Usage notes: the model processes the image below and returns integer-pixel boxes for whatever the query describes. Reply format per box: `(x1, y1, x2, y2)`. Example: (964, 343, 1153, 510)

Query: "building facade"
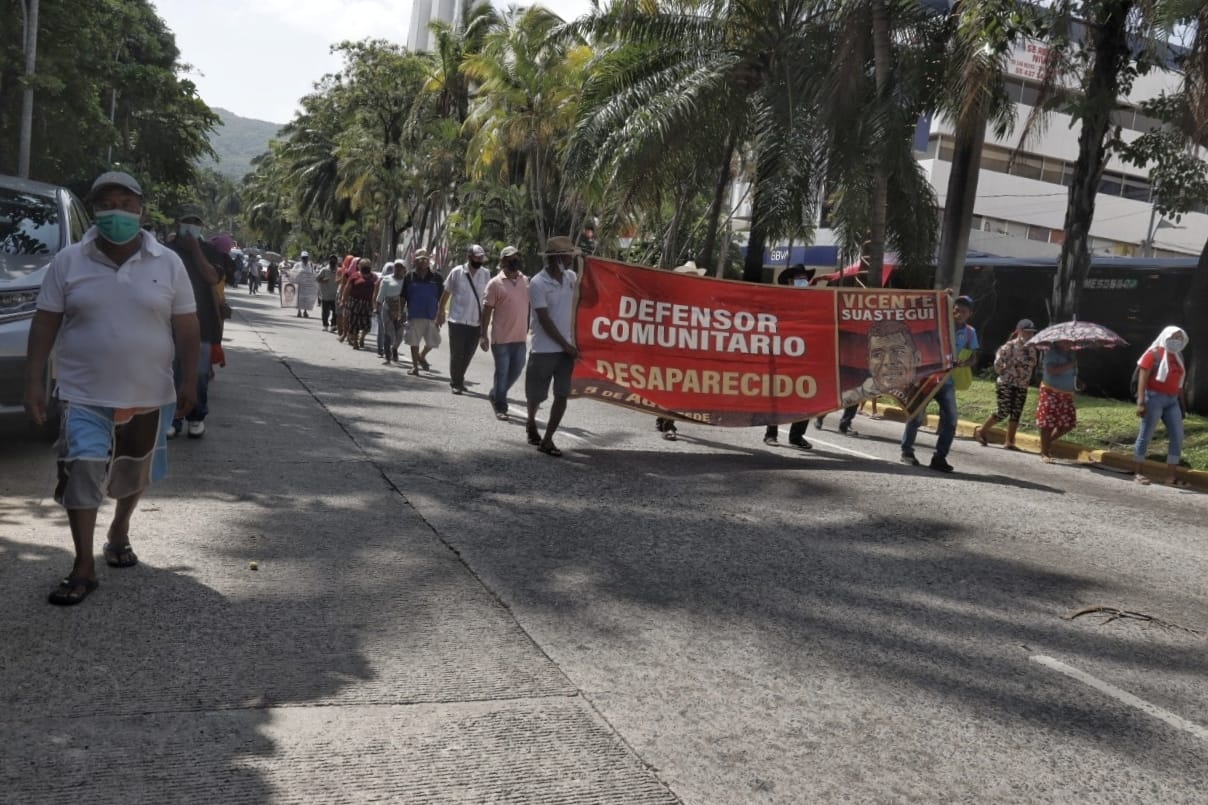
(924, 37, 1205, 260)
(743, 36, 1206, 270)
(407, 0, 463, 53)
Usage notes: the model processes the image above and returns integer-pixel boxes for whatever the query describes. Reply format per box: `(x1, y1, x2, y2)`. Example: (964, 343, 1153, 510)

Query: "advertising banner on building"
(572, 257, 956, 426)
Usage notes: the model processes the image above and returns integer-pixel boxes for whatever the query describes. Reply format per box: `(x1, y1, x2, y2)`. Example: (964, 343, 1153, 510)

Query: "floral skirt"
(346, 298, 373, 333)
(1036, 384, 1076, 431)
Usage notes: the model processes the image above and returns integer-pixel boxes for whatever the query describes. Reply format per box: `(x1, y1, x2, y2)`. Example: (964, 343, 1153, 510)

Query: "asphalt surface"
(2, 289, 1206, 803)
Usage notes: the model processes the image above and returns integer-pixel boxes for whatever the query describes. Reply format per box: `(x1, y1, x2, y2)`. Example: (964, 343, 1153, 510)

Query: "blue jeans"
(490, 342, 527, 413)
(901, 382, 957, 460)
(173, 340, 212, 425)
(1134, 390, 1183, 463)
(377, 309, 403, 356)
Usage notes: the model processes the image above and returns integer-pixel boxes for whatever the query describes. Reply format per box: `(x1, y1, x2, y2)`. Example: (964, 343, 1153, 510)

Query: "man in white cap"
(23, 171, 200, 605)
(402, 248, 443, 374)
(437, 243, 490, 393)
(292, 250, 318, 318)
(479, 246, 530, 420)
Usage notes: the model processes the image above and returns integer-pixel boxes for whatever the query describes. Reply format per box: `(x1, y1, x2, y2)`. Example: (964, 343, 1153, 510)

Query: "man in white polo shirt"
(24, 171, 200, 606)
(437, 243, 490, 394)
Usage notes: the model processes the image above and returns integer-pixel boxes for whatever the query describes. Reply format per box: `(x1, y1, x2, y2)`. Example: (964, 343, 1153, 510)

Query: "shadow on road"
(4, 293, 1203, 800)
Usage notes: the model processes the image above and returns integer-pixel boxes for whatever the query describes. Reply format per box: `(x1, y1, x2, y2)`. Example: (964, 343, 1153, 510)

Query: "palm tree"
(571, 0, 834, 281)
(814, 0, 947, 285)
(931, 0, 1026, 292)
(424, 1, 500, 123)
(1016, 1, 1181, 319)
(462, 5, 590, 251)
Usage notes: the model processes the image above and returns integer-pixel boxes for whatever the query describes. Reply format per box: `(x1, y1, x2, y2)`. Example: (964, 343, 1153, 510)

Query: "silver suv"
(0, 175, 91, 433)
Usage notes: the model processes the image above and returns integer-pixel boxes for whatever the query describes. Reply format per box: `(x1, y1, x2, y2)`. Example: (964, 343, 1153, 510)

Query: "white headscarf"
(1142, 325, 1188, 386)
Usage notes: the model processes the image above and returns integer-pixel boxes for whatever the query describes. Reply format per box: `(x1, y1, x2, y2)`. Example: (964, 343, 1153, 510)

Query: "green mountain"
(203, 107, 284, 181)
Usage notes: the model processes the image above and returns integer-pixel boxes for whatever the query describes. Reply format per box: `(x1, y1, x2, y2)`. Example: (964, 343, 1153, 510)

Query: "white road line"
(1030, 655, 1208, 743)
(809, 438, 884, 462)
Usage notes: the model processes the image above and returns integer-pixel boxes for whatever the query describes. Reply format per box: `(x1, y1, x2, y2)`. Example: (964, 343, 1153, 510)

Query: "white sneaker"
(167, 422, 181, 439)
(186, 420, 206, 439)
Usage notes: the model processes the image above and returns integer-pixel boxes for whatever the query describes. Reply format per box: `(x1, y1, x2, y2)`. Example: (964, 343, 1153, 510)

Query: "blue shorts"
(54, 402, 174, 509)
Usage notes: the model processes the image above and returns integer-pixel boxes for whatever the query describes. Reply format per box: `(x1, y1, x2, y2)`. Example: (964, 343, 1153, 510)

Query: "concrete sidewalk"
(0, 309, 677, 803)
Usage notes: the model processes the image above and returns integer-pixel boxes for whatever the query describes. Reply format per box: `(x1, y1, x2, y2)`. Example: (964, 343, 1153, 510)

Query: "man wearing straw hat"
(525, 236, 580, 457)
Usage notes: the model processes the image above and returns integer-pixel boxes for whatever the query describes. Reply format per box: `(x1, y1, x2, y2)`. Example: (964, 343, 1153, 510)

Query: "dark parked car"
(0, 175, 91, 435)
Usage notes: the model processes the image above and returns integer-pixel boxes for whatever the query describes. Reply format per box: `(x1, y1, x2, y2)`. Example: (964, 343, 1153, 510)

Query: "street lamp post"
(17, 0, 40, 179)
(1142, 205, 1183, 258)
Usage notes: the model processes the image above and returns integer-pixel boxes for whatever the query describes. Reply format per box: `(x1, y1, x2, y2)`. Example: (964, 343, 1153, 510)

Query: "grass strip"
(940, 378, 1208, 470)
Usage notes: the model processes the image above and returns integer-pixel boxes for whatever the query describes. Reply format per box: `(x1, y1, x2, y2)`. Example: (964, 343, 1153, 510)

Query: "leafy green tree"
(572, 0, 819, 281)
(1122, 3, 1208, 408)
(327, 41, 430, 260)
(241, 145, 296, 251)
(425, 1, 500, 124)
(1023, 0, 1182, 318)
(931, 0, 1034, 292)
(462, 5, 591, 251)
(0, 0, 216, 189)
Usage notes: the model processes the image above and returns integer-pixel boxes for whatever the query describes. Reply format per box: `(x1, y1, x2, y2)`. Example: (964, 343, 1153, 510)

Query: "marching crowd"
(21, 170, 1195, 607)
(275, 238, 582, 453)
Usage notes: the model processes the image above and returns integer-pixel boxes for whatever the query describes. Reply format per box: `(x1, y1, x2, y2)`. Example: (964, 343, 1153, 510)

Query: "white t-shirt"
(444, 264, 490, 325)
(529, 267, 577, 354)
(36, 228, 197, 408)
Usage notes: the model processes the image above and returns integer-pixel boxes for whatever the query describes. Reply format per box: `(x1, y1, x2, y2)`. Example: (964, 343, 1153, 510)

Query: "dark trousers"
(447, 323, 480, 388)
(173, 340, 212, 425)
(765, 420, 808, 441)
(321, 299, 336, 328)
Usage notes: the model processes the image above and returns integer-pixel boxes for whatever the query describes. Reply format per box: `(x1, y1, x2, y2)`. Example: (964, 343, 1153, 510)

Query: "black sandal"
(526, 425, 542, 446)
(537, 442, 563, 458)
(103, 542, 138, 568)
(48, 576, 98, 606)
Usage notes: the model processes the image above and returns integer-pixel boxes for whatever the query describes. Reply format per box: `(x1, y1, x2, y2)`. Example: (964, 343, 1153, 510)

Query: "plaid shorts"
(1035, 385, 1076, 431)
(54, 402, 174, 510)
(994, 383, 1029, 422)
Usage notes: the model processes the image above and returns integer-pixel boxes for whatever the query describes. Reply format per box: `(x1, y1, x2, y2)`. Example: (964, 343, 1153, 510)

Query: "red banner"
(572, 257, 955, 426)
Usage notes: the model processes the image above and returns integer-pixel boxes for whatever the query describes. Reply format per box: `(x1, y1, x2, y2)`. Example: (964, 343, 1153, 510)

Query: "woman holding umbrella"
(1036, 340, 1079, 463)
(1133, 326, 1191, 486)
(1028, 320, 1127, 463)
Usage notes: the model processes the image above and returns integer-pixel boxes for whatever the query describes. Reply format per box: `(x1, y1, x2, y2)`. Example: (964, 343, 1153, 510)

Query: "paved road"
(2, 290, 1206, 803)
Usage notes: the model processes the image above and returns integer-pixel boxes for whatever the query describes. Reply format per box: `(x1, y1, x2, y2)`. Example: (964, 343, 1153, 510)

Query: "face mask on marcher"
(178, 223, 203, 239)
(1166, 337, 1186, 354)
(94, 209, 142, 245)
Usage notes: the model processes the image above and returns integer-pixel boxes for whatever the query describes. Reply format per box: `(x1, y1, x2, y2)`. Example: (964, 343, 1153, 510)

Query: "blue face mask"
(94, 209, 142, 245)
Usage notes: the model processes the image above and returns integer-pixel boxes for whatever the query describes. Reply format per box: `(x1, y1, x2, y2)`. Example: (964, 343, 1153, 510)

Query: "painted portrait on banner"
(836, 290, 955, 414)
